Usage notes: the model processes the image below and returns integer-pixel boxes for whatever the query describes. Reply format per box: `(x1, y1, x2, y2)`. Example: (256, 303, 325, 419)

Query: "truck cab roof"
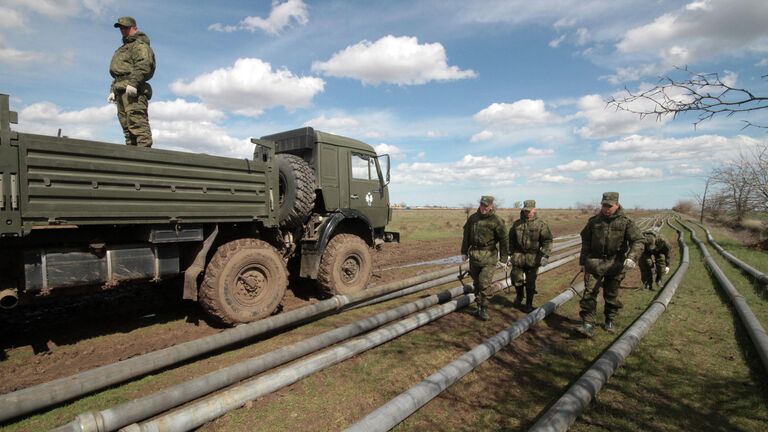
(261, 127, 376, 155)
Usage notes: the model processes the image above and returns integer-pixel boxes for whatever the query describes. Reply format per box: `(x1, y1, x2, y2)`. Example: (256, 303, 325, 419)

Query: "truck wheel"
(277, 154, 316, 228)
(199, 239, 287, 326)
(317, 234, 372, 295)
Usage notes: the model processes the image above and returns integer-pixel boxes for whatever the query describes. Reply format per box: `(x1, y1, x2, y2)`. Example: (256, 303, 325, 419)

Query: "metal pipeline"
(123, 294, 478, 432)
(53, 251, 582, 432)
(681, 220, 768, 373)
(692, 221, 768, 286)
(528, 218, 690, 432)
(0, 264, 461, 423)
(346, 280, 587, 432)
(0, 288, 19, 309)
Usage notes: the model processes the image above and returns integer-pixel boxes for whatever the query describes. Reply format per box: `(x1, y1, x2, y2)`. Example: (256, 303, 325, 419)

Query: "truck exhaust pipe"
(0, 288, 19, 309)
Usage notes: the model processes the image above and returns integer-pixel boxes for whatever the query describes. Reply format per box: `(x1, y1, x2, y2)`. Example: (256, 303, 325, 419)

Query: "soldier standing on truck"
(577, 192, 643, 337)
(461, 195, 509, 321)
(108, 16, 155, 147)
(639, 229, 670, 290)
(508, 199, 552, 312)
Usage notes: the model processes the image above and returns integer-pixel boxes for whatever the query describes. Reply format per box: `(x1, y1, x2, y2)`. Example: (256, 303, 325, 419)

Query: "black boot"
(523, 286, 535, 312)
(513, 286, 524, 306)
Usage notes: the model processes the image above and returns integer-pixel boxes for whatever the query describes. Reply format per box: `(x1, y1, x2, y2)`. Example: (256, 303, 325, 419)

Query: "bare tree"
(608, 67, 768, 130)
(745, 143, 768, 210)
(513, 200, 522, 209)
(710, 159, 757, 221)
(672, 199, 695, 215)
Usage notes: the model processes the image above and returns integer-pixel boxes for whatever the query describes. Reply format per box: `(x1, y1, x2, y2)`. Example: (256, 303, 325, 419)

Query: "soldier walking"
(639, 229, 670, 290)
(508, 200, 552, 312)
(577, 192, 643, 337)
(108, 16, 156, 147)
(461, 196, 509, 321)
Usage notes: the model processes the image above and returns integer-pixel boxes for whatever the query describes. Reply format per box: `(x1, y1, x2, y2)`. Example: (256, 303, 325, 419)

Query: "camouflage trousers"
(510, 265, 539, 301)
(579, 258, 627, 324)
(639, 256, 664, 286)
(117, 91, 153, 147)
(469, 261, 495, 308)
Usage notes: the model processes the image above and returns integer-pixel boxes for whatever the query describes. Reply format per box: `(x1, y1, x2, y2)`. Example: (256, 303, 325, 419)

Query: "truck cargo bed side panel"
(17, 134, 275, 230)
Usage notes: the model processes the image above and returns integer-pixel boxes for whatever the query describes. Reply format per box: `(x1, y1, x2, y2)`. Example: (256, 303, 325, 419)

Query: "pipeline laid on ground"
(691, 220, 768, 286)
(681, 220, 768, 373)
(345, 280, 587, 432)
(52, 251, 582, 432)
(528, 218, 690, 432)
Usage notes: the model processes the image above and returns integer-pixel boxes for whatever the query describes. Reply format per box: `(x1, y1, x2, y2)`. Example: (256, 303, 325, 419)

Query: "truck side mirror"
(250, 138, 275, 163)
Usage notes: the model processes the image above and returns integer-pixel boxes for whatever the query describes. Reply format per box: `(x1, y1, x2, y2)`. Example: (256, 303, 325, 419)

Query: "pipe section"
(681, 220, 768, 373)
(693, 221, 768, 286)
(123, 295, 477, 432)
(0, 288, 19, 309)
(528, 218, 690, 432)
(0, 264, 461, 423)
(346, 281, 586, 432)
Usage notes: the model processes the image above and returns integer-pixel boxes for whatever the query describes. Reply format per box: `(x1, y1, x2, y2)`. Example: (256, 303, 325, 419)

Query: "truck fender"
(183, 224, 219, 301)
(299, 210, 373, 279)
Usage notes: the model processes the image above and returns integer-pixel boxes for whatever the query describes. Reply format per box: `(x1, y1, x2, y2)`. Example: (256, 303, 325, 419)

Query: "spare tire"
(277, 154, 316, 228)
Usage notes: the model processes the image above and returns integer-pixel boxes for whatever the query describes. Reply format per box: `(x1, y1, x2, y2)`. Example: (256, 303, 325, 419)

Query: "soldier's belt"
(470, 245, 496, 251)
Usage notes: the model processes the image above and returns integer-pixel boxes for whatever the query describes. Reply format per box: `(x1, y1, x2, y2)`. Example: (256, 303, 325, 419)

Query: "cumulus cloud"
(0, 39, 43, 64)
(470, 130, 494, 142)
(529, 173, 574, 183)
(304, 114, 361, 132)
(311, 35, 476, 85)
(151, 99, 225, 122)
(526, 147, 554, 156)
(552, 159, 598, 172)
(18, 101, 114, 138)
(574, 93, 666, 139)
(393, 154, 518, 186)
(597, 134, 761, 161)
(0, 7, 25, 28)
(587, 166, 663, 181)
(3, 0, 108, 18)
(474, 100, 561, 128)
(170, 58, 325, 117)
(209, 0, 308, 35)
(374, 143, 405, 160)
(614, 0, 768, 75)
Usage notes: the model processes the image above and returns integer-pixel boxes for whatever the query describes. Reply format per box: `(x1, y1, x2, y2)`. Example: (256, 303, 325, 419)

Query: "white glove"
(506, 256, 512, 266)
(496, 261, 506, 269)
(664, 266, 670, 274)
(623, 258, 637, 270)
(461, 254, 468, 262)
(126, 85, 138, 97)
(540, 256, 549, 267)
(107, 92, 116, 103)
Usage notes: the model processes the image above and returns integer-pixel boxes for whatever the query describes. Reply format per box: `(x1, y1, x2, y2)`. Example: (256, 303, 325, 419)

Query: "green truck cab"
(0, 94, 398, 325)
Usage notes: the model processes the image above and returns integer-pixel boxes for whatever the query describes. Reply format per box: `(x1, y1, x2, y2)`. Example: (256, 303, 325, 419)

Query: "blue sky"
(2, 0, 767, 209)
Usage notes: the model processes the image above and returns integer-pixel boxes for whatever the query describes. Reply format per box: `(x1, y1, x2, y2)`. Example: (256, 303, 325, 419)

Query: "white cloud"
(548, 34, 566, 48)
(529, 173, 574, 183)
(151, 99, 225, 122)
(393, 154, 518, 186)
(526, 147, 554, 156)
(470, 130, 494, 142)
(0, 7, 25, 28)
(616, 0, 768, 71)
(0, 39, 43, 64)
(209, 0, 308, 35)
(304, 114, 361, 131)
(374, 143, 405, 160)
(3, 0, 108, 18)
(415, 151, 427, 160)
(426, 130, 444, 138)
(474, 100, 560, 128)
(587, 167, 663, 181)
(311, 35, 476, 85)
(597, 134, 761, 161)
(574, 93, 666, 139)
(19, 101, 114, 138)
(553, 159, 598, 172)
(170, 58, 325, 117)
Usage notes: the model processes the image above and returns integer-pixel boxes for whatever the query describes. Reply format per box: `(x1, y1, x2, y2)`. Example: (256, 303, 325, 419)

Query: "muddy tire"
(317, 234, 372, 295)
(277, 154, 315, 228)
(199, 239, 287, 326)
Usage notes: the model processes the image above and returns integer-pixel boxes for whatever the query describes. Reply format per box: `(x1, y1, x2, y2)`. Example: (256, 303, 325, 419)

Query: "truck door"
(349, 152, 388, 228)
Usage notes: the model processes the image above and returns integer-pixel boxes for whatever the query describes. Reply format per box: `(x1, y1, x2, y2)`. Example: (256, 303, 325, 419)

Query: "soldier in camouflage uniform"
(577, 192, 643, 337)
(508, 200, 552, 312)
(639, 229, 671, 290)
(461, 195, 509, 321)
(108, 16, 155, 147)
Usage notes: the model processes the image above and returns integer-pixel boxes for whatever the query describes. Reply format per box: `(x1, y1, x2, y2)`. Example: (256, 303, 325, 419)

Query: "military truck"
(0, 94, 398, 325)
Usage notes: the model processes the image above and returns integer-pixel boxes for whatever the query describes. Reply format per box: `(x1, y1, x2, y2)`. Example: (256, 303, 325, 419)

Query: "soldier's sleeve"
(625, 219, 644, 262)
(127, 43, 155, 88)
(461, 219, 470, 255)
(496, 217, 509, 259)
(579, 219, 592, 266)
(660, 239, 671, 266)
(540, 221, 553, 257)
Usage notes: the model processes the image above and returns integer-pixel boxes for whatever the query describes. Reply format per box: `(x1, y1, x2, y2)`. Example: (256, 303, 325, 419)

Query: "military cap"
(480, 195, 494, 205)
(601, 192, 619, 206)
(114, 16, 137, 28)
(523, 200, 536, 210)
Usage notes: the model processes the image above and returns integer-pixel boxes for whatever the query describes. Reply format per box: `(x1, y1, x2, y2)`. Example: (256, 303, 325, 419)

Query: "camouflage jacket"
(110, 32, 155, 95)
(642, 233, 671, 266)
(509, 212, 553, 267)
(579, 206, 643, 266)
(461, 209, 509, 266)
